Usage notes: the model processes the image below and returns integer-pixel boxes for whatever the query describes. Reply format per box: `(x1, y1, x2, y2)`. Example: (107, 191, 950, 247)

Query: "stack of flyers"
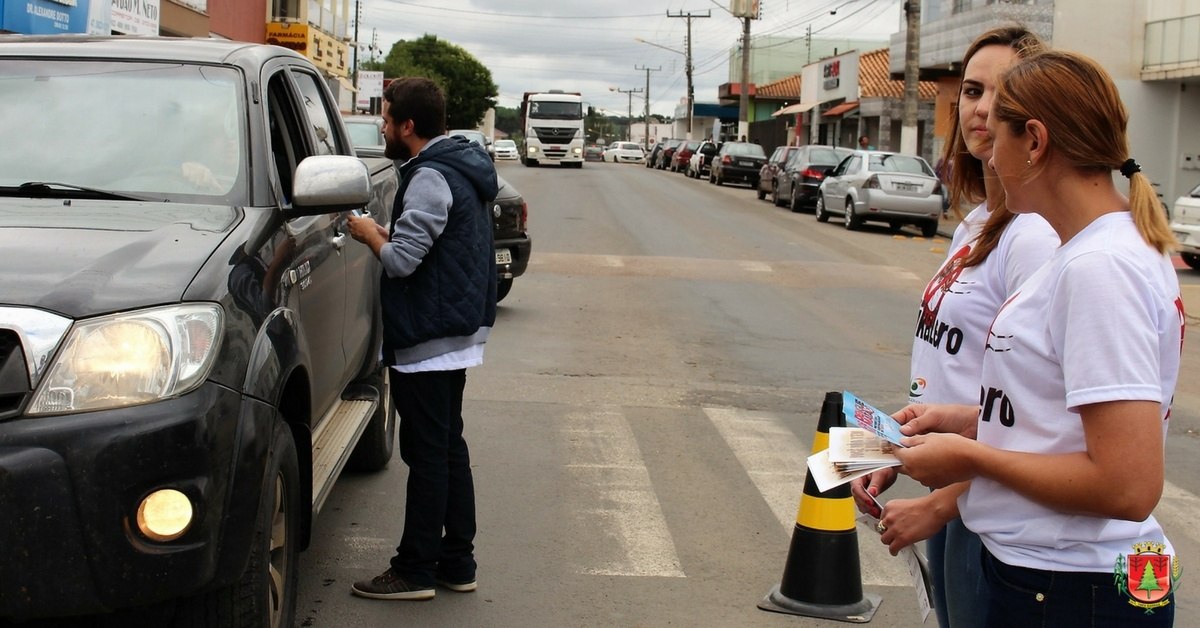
(806, 427, 900, 493)
(842, 391, 907, 447)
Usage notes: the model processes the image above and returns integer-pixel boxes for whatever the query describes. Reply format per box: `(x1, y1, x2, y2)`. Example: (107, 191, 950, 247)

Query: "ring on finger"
(876, 521, 887, 534)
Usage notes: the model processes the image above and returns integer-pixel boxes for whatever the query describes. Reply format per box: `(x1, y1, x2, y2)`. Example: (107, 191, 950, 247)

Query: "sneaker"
(351, 568, 435, 600)
(435, 576, 477, 592)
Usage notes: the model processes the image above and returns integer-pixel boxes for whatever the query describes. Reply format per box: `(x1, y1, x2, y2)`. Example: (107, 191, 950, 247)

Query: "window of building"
(271, 0, 301, 20)
(953, 0, 972, 13)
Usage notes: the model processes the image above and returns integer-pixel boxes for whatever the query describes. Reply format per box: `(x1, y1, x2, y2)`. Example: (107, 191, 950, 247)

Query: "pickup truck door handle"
(331, 232, 347, 250)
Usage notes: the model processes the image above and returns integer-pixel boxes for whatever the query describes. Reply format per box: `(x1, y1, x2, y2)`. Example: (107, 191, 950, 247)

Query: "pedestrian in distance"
(857, 135, 875, 150)
(892, 49, 1182, 627)
(347, 76, 499, 601)
(850, 25, 1058, 628)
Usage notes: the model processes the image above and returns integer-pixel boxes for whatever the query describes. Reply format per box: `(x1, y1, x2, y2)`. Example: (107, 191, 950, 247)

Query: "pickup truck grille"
(0, 330, 30, 420)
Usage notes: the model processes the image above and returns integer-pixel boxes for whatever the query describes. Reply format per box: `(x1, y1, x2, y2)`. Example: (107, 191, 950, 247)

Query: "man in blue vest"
(347, 77, 498, 601)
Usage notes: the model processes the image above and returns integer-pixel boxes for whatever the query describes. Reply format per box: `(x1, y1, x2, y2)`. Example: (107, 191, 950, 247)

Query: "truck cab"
(519, 90, 585, 168)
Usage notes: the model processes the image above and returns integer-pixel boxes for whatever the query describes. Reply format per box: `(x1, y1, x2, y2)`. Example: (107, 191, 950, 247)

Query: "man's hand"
(347, 214, 388, 258)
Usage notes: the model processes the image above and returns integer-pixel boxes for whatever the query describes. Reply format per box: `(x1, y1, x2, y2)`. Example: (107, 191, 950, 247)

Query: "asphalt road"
(296, 158, 1200, 627)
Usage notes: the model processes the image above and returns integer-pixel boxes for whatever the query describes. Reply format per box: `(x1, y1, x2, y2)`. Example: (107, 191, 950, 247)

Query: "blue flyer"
(842, 391, 907, 447)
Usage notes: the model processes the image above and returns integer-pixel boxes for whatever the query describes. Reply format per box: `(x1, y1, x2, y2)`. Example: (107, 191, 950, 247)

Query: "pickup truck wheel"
(175, 420, 298, 628)
(347, 367, 397, 472)
(497, 277, 513, 303)
(1182, 252, 1200, 270)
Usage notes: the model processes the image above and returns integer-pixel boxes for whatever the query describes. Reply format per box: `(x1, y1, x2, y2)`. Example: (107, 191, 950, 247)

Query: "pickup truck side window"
(291, 71, 345, 156)
(266, 72, 306, 204)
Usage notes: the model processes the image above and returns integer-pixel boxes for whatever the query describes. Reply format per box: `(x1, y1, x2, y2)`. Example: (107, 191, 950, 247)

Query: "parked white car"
(1171, 182, 1200, 269)
(493, 139, 519, 160)
(605, 141, 645, 163)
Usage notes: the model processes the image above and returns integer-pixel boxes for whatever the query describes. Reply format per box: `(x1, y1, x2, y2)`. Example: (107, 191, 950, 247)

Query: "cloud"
(360, 0, 900, 117)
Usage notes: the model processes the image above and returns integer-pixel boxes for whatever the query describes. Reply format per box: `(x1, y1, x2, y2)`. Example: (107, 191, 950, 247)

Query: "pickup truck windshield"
(0, 60, 246, 201)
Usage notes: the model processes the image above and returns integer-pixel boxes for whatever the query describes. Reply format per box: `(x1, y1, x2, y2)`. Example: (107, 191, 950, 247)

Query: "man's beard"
(385, 138, 412, 161)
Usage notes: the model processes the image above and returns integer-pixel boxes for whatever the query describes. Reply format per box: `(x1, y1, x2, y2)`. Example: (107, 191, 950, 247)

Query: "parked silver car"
(814, 150, 942, 237)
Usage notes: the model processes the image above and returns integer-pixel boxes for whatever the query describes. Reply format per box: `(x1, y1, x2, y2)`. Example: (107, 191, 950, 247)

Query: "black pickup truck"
(0, 36, 398, 627)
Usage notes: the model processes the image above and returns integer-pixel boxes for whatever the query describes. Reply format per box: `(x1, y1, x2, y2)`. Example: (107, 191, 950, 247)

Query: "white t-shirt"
(909, 204, 1058, 404)
(960, 211, 1184, 572)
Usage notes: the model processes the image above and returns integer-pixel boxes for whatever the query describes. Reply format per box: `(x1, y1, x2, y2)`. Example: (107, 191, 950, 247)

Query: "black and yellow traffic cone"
(757, 390, 880, 622)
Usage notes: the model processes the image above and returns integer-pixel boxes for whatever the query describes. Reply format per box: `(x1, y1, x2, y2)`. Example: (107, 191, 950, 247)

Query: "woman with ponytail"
(892, 50, 1182, 627)
(851, 26, 1058, 628)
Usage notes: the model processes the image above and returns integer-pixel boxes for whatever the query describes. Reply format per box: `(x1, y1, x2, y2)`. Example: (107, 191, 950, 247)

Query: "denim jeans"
(389, 368, 477, 585)
(983, 547, 1175, 627)
(943, 518, 988, 627)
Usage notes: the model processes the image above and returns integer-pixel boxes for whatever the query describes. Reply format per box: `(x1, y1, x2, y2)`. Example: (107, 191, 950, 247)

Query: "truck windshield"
(0, 60, 246, 201)
(529, 101, 582, 120)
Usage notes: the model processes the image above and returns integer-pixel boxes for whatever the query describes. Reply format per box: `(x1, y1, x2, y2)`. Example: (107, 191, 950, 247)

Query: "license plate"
(738, 160, 754, 167)
(495, 249, 512, 264)
(894, 182, 918, 192)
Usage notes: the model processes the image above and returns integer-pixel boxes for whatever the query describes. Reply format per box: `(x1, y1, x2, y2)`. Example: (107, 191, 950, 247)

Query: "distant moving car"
(815, 150, 942, 237)
(1171, 182, 1200, 269)
(493, 139, 519, 160)
(686, 140, 720, 179)
(343, 114, 385, 157)
(757, 145, 802, 201)
(605, 141, 645, 163)
(448, 128, 494, 161)
(709, 141, 766, 187)
(584, 143, 605, 162)
(779, 145, 853, 211)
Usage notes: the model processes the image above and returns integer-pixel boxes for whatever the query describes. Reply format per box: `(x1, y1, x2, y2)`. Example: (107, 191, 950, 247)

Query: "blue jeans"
(983, 547, 1175, 627)
(943, 517, 987, 627)
(389, 369, 477, 585)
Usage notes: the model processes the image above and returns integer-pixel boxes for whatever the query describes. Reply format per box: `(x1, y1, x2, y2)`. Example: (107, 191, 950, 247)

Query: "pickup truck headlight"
(26, 304, 224, 416)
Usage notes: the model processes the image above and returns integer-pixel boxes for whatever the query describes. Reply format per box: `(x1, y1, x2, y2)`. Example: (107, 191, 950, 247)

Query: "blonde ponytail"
(1126, 170, 1176, 254)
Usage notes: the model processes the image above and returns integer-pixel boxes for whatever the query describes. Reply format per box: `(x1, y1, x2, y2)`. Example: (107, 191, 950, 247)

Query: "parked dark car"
(757, 145, 802, 201)
(656, 139, 684, 169)
(672, 140, 702, 173)
(709, 141, 767, 187)
(779, 145, 853, 211)
(645, 142, 666, 168)
(492, 175, 531, 302)
(686, 140, 720, 179)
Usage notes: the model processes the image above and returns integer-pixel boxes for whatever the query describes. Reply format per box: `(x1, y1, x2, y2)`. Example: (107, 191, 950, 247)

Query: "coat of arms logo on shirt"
(1113, 541, 1181, 613)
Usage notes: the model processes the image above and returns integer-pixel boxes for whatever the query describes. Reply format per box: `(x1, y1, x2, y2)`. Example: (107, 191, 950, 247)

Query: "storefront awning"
(772, 101, 818, 117)
(336, 76, 358, 93)
(823, 101, 860, 117)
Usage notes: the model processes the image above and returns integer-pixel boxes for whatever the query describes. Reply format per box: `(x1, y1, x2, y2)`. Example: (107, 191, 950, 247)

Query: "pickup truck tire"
(347, 367, 397, 472)
(173, 420, 298, 628)
(497, 277, 514, 303)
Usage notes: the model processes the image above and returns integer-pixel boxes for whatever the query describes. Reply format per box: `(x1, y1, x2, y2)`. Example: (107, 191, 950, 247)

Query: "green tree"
(1136, 559, 1163, 599)
(377, 34, 498, 130)
(494, 106, 520, 137)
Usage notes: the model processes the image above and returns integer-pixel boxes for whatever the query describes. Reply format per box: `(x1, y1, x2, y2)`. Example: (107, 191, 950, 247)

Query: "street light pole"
(667, 10, 710, 140)
(739, 14, 751, 141)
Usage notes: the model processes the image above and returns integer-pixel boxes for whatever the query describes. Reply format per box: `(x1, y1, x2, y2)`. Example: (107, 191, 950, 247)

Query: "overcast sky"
(360, 0, 902, 118)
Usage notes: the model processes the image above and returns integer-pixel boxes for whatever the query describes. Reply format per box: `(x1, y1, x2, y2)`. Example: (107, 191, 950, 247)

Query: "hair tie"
(1119, 158, 1141, 179)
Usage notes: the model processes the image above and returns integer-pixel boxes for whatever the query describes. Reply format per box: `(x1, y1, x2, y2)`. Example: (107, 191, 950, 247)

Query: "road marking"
(703, 407, 911, 587)
(603, 255, 625, 268)
(741, 261, 773, 273)
(562, 407, 685, 578)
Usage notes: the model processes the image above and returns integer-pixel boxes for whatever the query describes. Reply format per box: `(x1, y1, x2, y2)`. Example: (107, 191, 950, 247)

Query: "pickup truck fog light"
(137, 489, 194, 542)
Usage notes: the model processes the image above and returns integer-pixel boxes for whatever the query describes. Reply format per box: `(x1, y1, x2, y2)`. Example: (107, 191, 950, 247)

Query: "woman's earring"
(1026, 159, 1032, 166)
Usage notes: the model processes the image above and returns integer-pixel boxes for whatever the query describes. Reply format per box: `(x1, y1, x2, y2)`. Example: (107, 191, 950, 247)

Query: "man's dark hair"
(383, 77, 446, 139)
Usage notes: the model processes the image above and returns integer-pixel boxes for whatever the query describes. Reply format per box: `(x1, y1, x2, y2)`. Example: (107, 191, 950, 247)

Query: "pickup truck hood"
(0, 199, 240, 319)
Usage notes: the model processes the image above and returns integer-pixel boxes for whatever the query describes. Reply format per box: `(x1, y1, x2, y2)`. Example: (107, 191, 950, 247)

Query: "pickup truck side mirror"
(286, 155, 372, 217)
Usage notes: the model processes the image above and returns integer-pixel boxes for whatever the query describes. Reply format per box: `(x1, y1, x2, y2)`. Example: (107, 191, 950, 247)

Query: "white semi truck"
(519, 90, 584, 168)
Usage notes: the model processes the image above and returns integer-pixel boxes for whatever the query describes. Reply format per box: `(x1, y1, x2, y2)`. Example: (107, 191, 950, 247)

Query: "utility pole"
(739, 13, 751, 142)
(615, 87, 643, 141)
(900, 0, 920, 155)
(635, 65, 661, 149)
(667, 10, 710, 141)
(352, 0, 361, 94)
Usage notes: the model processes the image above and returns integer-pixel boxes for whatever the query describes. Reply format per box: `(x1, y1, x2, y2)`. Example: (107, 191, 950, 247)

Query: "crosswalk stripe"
(562, 407, 686, 578)
(703, 407, 911, 586)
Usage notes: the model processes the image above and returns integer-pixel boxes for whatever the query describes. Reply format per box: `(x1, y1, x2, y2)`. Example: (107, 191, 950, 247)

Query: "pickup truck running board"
(311, 397, 377, 513)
